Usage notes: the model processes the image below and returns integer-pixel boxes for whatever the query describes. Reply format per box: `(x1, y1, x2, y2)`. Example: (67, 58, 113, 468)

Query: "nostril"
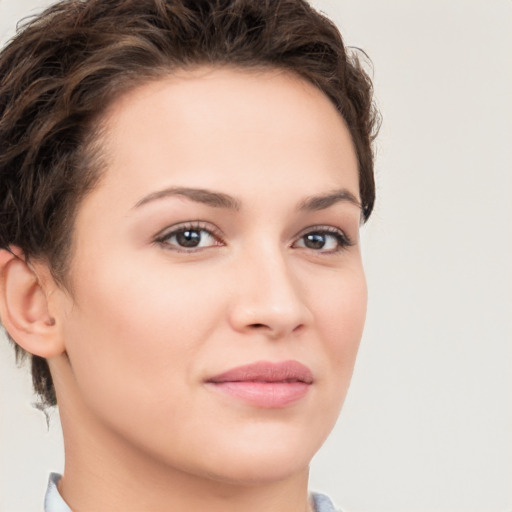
(250, 323, 266, 329)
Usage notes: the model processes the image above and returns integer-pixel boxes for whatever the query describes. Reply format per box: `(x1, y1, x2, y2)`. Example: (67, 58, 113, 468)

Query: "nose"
(228, 246, 313, 339)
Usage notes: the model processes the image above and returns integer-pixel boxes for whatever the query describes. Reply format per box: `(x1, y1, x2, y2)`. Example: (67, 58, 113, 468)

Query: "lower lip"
(206, 381, 311, 408)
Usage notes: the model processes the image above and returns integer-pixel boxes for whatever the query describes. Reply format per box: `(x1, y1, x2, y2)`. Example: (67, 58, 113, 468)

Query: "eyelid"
(292, 225, 355, 251)
(154, 221, 225, 250)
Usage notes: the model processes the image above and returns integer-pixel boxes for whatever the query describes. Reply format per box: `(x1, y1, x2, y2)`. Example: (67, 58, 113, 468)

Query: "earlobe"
(0, 248, 64, 358)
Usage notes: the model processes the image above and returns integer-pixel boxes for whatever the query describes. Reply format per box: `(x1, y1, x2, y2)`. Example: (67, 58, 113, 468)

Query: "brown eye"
(158, 226, 220, 250)
(303, 233, 328, 250)
(175, 229, 202, 247)
(294, 229, 350, 252)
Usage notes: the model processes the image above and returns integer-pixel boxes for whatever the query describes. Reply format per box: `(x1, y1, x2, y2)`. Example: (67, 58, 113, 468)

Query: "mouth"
(205, 360, 313, 408)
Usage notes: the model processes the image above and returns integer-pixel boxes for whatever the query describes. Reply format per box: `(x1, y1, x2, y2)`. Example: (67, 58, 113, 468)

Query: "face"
(52, 67, 366, 485)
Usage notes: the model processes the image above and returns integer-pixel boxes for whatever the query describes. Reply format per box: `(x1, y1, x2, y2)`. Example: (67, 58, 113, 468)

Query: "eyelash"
(154, 222, 354, 254)
(154, 221, 224, 253)
(293, 225, 354, 253)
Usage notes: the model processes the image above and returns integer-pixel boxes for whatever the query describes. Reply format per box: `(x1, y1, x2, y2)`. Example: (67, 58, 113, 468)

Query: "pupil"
(177, 230, 201, 247)
(305, 233, 325, 249)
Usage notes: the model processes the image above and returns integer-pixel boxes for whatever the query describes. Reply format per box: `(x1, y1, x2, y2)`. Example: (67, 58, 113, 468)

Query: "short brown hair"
(0, 0, 379, 407)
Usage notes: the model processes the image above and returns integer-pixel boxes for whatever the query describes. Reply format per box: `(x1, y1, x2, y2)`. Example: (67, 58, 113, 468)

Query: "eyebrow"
(133, 186, 241, 211)
(298, 189, 361, 211)
(133, 186, 360, 212)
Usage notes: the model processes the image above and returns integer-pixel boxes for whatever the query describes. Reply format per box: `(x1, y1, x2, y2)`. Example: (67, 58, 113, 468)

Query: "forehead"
(87, 66, 359, 207)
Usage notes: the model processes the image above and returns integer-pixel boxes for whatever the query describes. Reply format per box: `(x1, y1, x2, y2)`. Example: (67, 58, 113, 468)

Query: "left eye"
(293, 230, 349, 252)
(159, 227, 219, 249)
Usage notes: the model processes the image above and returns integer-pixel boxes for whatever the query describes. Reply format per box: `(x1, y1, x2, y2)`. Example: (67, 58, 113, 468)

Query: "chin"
(203, 451, 311, 487)
(189, 424, 328, 486)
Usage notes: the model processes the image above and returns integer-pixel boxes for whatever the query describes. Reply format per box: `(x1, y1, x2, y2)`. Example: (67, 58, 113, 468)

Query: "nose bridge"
(229, 238, 311, 336)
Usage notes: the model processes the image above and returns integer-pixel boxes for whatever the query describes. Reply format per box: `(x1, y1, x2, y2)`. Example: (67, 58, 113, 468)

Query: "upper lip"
(206, 360, 314, 384)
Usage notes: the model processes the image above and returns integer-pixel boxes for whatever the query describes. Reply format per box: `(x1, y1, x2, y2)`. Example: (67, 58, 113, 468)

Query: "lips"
(205, 360, 313, 408)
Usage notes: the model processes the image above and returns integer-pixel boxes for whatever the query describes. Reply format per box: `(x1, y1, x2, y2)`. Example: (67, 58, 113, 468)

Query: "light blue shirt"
(44, 473, 341, 512)
(44, 474, 71, 512)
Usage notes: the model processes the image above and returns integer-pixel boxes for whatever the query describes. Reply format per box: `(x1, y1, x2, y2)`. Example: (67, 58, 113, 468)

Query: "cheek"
(329, 276, 366, 360)
(314, 264, 367, 346)
(61, 258, 226, 416)
(311, 265, 367, 398)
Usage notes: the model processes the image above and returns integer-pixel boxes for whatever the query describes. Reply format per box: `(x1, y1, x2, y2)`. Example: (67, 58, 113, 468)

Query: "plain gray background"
(1, 1, 511, 511)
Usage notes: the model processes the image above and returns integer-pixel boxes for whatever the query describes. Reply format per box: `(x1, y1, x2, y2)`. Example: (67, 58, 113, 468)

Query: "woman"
(0, 1, 378, 510)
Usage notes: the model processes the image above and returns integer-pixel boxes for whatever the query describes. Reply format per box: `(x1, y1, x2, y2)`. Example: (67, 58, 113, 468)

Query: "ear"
(0, 247, 65, 358)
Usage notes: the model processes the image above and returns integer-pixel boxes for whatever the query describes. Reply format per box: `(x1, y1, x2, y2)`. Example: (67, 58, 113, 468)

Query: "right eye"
(155, 223, 223, 251)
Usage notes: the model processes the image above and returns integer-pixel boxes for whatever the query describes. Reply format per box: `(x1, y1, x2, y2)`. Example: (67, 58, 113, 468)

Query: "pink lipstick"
(205, 360, 313, 408)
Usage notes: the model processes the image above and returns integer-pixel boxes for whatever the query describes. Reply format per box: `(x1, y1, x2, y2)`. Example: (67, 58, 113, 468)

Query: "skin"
(1, 67, 366, 511)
